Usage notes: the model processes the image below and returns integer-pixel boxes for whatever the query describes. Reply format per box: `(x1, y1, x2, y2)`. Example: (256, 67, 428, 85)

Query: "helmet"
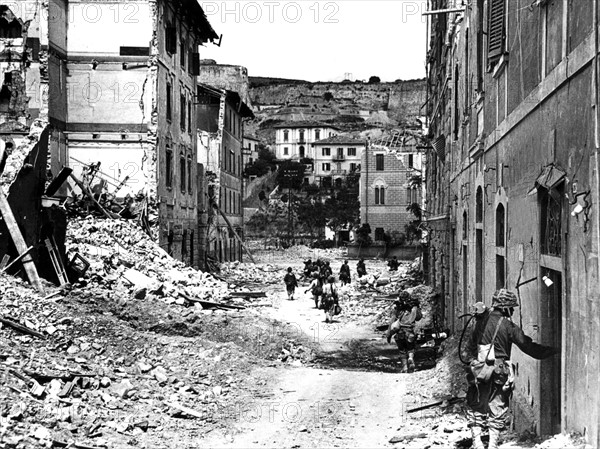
(492, 289, 519, 308)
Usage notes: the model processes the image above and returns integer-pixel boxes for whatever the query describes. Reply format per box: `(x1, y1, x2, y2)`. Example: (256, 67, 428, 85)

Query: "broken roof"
(272, 120, 340, 130)
(312, 135, 366, 146)
(196, 83, 254, 118)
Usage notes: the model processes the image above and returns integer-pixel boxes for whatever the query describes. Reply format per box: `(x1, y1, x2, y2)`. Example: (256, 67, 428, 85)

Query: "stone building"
(196, 84, 253, 266)
(360, 132, 423, 244)
(311, 135, 365, 188)
(273, 121, 338, 161)
(424, 0, 600, 442)
(63, 0, 217, 267)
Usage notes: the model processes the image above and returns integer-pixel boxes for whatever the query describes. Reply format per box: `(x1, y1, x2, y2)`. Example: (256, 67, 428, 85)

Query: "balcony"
(298, 139, 306, 144)
(332, 154, 345, 161)
(331, 169, 347, 175)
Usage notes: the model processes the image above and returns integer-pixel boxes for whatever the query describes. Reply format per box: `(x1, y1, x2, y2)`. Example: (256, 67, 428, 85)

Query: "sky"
(199, 1, 428, 82)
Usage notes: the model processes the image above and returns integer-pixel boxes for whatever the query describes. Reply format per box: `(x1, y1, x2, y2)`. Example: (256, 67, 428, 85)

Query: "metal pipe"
(422, 7, 465, 16)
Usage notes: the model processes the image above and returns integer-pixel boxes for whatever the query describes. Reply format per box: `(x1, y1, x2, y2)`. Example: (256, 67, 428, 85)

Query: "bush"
(368, 76, 381, 84)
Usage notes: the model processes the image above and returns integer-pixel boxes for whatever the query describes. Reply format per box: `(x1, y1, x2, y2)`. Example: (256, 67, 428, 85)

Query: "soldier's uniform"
(465, 289, 558, 449)
(386, 291, 422, 372)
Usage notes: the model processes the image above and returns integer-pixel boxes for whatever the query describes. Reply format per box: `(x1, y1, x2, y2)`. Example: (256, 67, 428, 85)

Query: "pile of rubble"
(66, 217, 237, 307)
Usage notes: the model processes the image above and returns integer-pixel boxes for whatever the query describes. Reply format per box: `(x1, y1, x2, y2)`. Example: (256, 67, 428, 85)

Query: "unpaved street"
(201, 292, 412, 448)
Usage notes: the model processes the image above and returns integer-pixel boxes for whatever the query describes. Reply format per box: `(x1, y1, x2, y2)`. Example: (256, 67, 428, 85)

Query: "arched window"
(299, 145, 305, 158)
(180, 151, 186, 192)
(299, 130, 305, 142)
(476, 186, 483, 222)
(496, 204, 505, 247)
(375, 186, 385, 205)
(462, 210, 468, 240)
(165, 145, 173, 187)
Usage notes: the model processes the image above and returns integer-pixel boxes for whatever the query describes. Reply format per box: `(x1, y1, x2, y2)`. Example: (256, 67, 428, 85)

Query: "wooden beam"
(212, 202, 256, 264)
(69, 172, 114, 219)
(0, 246, 33, 273)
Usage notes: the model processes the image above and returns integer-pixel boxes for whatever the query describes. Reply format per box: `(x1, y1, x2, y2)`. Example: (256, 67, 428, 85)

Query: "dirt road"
(200, 286, 424, 448)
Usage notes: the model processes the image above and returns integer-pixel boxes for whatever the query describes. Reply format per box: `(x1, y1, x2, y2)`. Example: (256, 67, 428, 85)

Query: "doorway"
(463, 244, 468, 313)
(539, 268, 562, 435)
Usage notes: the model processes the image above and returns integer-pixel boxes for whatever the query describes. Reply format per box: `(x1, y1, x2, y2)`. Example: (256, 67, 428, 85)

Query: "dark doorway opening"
(475, 229, 483, 301)
(539, 269, 562, 435)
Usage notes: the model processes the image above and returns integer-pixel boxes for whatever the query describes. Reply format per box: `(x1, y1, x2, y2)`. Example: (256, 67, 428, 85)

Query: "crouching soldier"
(386, 291, 422, 372)
(464, 289, 558, 449)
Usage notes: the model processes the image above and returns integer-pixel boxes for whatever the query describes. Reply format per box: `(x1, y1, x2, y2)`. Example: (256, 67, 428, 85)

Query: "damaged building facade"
(196, 84, 253, 267)
(62, 0, 218, 267)
(425, 0, 600, 443)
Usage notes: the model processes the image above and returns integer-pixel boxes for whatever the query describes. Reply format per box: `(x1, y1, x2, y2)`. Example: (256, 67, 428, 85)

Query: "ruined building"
(196, 84, 253, 267)
(61, 0, 217, 267)
(425, 0, 600, 442)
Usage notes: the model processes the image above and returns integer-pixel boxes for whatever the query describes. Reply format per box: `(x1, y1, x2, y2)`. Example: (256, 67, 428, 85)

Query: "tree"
(324, 187, 360, 235)
(244, 144, 277, 178)
(296, 197, 328, 238)
(368, 76, 381, 84)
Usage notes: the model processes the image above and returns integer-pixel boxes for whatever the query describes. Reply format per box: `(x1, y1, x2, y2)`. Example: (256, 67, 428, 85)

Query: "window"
(299, 145, 305, 157)
(180, 38, 186, 67)
(350, 163, 357, 172)
(336, 148, 344, 159)
(165, 23, 177, 54)
(375, 186, 385, 205)
(476, 187, 483, 222)
(187, 155, 192, 193)
(496, 255, 505, 290)
(165, 145, 174, 188)
(487, 0, 507, 65)
(283, 130, 289, 142)
(496, 204, 505, 247)
(180, 93, 186, 130)
(191, 52, 200, 76)
(375, 227, 385, 241)
(284, 147, 289, 155)
(187, 97, 192, 133)
(322, 147, 331, 156)
(408, 154, 414, 168)
(166, 82, 172, 122)
(322, 163, 331, 171)
(348, 147, 356, 156)
(462, 211, 468, 240)
(315, 129, 321, 140)
(375, 154, 384, 171)
(190, 231, 194, 265)
(182, 230, 187, 261)
(299, 130, 305, 142)
(188, 47, 194, 75)
(180, 152, 186, 192)
(540, 187, 562, 256)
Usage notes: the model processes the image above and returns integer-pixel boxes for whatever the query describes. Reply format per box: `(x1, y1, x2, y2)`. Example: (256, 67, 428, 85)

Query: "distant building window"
(166, 82, 172, 122)
(187, 98, 192, 133)
(180, 93, 186, 130)
(375, 227, 385, 241)
(348, 147, 357, 156)
(322, 147, 331, 156)
(180, 38, 186, 67)
(187, 155, 193, 193)
(284, 147, 289, 155)
(283, 130, 289, 142)
(299, 130, 305, 142)
(299, 145, 305, 157)
(408, 154, 414, 168)
(322, 163, 331, 171)
(165, 145, 173, 188)
(462, 211, 468, 240)
(375, 186, 385, 205)
(375, 154, 384, 171)
(350, 163, 357, 172)
(180, 152, 186, 192)
(315, 130, 321, 140)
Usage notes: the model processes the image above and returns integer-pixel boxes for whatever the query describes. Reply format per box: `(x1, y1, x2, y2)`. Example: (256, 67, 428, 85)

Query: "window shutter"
(487, 0, 506, 62)
(192, 53, 200, 76)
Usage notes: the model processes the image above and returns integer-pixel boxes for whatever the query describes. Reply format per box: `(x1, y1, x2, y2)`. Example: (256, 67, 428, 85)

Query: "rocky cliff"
(246, 77, 427, 144)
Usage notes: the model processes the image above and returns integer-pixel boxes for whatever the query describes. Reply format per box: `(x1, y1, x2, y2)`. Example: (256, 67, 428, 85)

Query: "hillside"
(246, 77, 427, 144)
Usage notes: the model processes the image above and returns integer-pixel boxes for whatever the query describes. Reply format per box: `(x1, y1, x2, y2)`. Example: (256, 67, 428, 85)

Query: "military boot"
(488, 428, 500, 449)
(407, 352, 416, 373)
(470, 426, 485, 449)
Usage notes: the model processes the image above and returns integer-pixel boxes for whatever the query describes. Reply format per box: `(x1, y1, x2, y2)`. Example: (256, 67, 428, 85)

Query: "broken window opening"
(540, 187, 562, 257)
(187, 155, 192, 193)
(476, 186, 483, 222)
(165, 145, 173, 188)
(180, 151, 186, 193)
(0, 7, 22, 39)
(496, 203, 505, 247)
